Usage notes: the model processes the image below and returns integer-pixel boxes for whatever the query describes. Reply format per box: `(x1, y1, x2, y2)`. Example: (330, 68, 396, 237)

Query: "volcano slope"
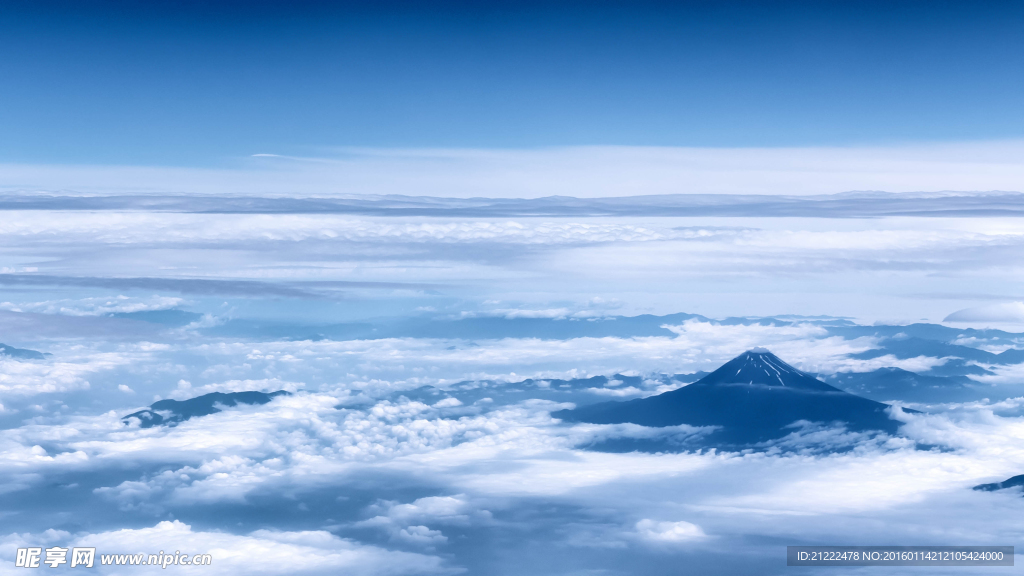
(554, 349, 907, 449)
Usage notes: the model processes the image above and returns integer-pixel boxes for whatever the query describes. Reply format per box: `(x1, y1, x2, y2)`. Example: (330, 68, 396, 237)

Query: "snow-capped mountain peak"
(693, 349, 834, 392)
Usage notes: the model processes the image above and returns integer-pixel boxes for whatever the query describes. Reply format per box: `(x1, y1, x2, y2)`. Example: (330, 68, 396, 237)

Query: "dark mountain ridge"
(123, 390, 290, 428)
(823, 367, 980, 403)
(974, 474, 1024, 492)
(0, 343, 47, 360)
(555, 349, 908, 447)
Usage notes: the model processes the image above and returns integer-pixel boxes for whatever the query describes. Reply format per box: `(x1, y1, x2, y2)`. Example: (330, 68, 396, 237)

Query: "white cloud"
(0, 318, 995, 508)
(34, 394, 559, 504)
(0, 295, 183, 317)
(359, 495, 490, 528)
(0, 354, 1022, 572)
(0, 212, 697, 247)
(0, 521, 455, 576)
(0, 357, 93, 396)
(391, 526, 447, 547)
(817, 354, 950, 374)
(0, 204, 1023, 323)
(585, 385, 646, 397)
(968, 363, 1024, 385)
(354, 495, 491, 548)
(180, 320, 875, 383)
(945, 302, 1024, 324)
(0, 345, 152, 398)
(633, 519, 706, 543)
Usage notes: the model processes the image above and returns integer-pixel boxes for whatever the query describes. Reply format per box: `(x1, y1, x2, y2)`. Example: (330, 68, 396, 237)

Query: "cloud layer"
(4, 141, 1024, 197)
(0, 185, 1022, 574)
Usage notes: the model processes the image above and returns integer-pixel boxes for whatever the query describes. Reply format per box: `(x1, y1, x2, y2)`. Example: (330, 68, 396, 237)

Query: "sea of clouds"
(0, 193, 1022, 575)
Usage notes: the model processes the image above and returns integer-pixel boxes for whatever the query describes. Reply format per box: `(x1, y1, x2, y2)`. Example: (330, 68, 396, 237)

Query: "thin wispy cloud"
(3, 141, 1024, 198)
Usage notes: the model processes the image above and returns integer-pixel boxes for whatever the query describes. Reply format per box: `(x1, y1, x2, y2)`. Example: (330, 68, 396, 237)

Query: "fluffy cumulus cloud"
(0, 340, 1023, 573)
(0, 344, 158, 398)
(354, 495, 492, 548)
(0, 357, 93, 397)
(633, 519, 707, 544)
(3, 393, 561, 506)
(0, 521, 454, 576)
(0, 316, 994, 503)
(969, 362, 1024, 385)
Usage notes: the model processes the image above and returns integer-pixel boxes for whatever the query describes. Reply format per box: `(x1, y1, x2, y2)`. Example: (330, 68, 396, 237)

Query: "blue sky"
(2, 0, 1023, 165)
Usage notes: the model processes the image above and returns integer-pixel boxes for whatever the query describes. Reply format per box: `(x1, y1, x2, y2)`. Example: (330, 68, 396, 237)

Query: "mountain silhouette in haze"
(123, 390, 290, 428)
(824, 367, 980, 403)
(973, 474, 1024, 493)
(0, 343, 47, 360)
(554, 349, 908, 447)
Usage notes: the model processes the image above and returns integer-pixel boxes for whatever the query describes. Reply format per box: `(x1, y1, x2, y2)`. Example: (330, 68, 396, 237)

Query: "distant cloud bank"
(945, 302, 1024, 324)
(0, 190, 1022, 218)
(2, 141, 1023, 199)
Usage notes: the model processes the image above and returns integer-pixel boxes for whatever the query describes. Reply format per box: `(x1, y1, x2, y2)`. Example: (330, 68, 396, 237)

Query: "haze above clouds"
(3, 141, 1024, 198)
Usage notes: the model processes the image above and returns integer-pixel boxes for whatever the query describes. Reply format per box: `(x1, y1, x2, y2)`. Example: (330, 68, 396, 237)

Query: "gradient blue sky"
(2, 0, 1023, 166)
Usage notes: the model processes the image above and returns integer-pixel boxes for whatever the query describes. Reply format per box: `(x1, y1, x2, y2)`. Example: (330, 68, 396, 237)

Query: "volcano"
(554, 349, 905, 446)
